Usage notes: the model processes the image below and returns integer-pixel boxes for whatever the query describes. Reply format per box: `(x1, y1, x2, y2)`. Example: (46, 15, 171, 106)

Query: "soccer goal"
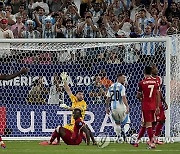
(0, 36, 179, 142)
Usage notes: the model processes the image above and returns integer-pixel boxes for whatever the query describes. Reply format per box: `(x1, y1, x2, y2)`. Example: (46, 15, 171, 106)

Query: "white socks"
(115, 125, 121, 137)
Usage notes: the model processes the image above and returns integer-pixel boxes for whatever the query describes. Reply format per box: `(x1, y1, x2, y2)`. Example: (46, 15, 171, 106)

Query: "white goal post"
(0, 37, 179, 142)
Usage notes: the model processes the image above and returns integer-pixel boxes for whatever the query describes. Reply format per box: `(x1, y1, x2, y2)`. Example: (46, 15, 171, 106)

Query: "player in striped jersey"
(106, 73, 130, 142)
(0, 67, 28, 148)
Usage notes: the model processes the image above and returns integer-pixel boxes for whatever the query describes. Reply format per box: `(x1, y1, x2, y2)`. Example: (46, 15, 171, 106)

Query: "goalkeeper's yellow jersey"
(64, 94, 87, 131)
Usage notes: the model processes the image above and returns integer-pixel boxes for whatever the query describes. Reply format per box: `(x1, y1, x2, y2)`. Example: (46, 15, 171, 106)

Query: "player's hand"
(106, 108, 110, 115)
(60, 103, 70, 109)
(20, 68, 29, 75)
(60, 72, 68, 82)
(155, 107, 160, 115)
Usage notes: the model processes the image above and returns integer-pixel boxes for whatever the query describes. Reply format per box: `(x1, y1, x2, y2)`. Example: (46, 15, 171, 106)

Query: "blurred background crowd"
(0, 0, 179, 39)
(0, 0, 179, 65)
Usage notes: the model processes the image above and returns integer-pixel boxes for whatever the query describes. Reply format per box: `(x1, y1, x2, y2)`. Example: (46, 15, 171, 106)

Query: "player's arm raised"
(81, 126, 90, 145)
(0, 68, 28, 80)
(60, 72, 72, 96)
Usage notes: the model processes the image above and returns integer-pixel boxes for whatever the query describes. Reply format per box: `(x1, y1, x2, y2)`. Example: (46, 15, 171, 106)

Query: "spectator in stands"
(56, 49, 71, 63)
(0, 18, 14, 38)
(29, 0, 49, 15)
(48, 0, 63, 13)
(88, 74, 106, 103)
(14, 4, 26, 18)
(55, 16, 64, 38)
(21, 19, 40, 38)
(107, 50, 121, 64)
(171, 17, 180, 33)
(129, 25, 141, 38)
(48, 73, 63, 105)
(11, 15, 25, 38)
(98, 22, 108, 38)
(158, 15, 170, 36)
(80, 0, 91, 18)
(58, 18, 77, 38)
(26, 77, 48, 104)
(136, 9, 148, 32)
(102, 12, 118, 38)
(77, 11, 98, 38)
(42, 16, 55, 38)
(138, 25, 158, 63)
(21, 11, 28, 24)
(166, 1, 180, 19)
(5, 3, 16, 25)
(108, 0, 127, 16)
(90, 2, 103, 24)
(99, 69, 113, 89)
(118, 11, 133, 37)
(65, 5, 80, 25)
(33, 6, 47, 27)
(59, 0, 77, 11)
(9, 0, 26, 14)
(0, 1, 6, 19)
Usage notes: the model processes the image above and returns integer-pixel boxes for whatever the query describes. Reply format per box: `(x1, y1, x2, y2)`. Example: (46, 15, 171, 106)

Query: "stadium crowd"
(0, 0, 179, 39)
(0, 0, 179, 64)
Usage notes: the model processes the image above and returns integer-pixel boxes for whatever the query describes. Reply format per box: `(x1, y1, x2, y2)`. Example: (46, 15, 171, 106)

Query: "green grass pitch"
(0, 141, 180, 154)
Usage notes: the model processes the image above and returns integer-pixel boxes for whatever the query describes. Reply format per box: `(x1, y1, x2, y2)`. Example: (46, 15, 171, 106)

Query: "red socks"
(147, 127, 153, 142)
(155, 123, 164, 137)
(137, 127, 146, 140)
(50, 130, 59, 143)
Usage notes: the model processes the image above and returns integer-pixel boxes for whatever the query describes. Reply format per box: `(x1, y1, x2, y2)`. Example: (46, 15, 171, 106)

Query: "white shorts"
(111, 108, 130, 125)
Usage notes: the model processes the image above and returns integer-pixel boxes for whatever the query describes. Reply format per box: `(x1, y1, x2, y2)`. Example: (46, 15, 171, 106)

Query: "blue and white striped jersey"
(106, 82, 126, 110)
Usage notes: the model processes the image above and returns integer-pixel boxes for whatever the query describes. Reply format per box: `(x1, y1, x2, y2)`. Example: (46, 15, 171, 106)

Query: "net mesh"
(0, 36, 179, 139)
(170, 35, 180, 137)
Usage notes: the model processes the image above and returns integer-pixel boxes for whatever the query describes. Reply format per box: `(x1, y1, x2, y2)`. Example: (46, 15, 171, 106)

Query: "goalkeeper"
(60, 72, 96, 145)
(60, 72, 87, 131)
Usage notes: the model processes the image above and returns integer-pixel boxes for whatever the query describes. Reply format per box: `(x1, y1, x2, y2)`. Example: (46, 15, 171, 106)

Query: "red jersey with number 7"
(138, 76, 159, 110)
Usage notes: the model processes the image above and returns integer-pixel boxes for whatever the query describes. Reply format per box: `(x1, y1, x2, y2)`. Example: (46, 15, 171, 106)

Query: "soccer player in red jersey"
(40, 108, 95, 146)
(0, 68, 29, 148)
(134, 66, 160, 148)
(151, 65, 168, 144)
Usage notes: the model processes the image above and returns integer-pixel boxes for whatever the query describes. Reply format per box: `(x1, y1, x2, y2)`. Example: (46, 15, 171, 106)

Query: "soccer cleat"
(0, 141, 6, 148)
(39, 141, 49, 146)
(133, 143, 139, 147)
(147, 142, 156, 149)
(154, 139, 164, 145)
(39, 141, 60, 146)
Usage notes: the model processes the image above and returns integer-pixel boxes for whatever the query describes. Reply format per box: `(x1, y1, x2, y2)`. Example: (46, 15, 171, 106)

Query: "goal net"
(0, 36, 179, 141)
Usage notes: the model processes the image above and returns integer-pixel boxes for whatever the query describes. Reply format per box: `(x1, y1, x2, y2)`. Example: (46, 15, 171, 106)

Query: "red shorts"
(142, 110, 156, 122)
(156, 106, 166, 121)
(62, 128, 82, 145)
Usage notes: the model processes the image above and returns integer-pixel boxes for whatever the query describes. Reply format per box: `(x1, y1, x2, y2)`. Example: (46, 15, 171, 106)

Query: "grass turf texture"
(0, 141, 180, 154)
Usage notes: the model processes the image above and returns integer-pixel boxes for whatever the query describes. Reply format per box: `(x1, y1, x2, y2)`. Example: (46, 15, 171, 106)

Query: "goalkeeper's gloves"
(60, 72, 68, 82)
(60, 103, 70, 110)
